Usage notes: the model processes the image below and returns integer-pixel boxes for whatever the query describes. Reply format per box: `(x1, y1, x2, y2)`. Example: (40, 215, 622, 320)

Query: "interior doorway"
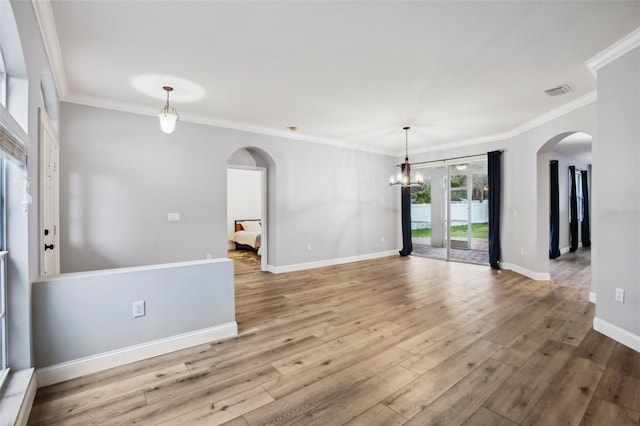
(227, 167, 266, 273)
(411, 155, 489, 265)
(544, 132, 592, 288)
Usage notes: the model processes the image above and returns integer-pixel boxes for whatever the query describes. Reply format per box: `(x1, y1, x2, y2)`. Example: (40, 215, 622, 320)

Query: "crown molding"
(32, 0, 68, 99)
(62, 93, 397, 156)
(65, 89, 596, 160)
(410, 90, 597, 156)
(586, 26, 640, 76)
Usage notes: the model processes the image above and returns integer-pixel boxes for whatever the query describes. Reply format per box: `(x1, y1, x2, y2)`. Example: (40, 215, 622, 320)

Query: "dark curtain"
(488, 151, 502, 269)
(581, 170, 591, 247)
(399, 163, 413, 256)
(569, 166, 579, 252)
(549, 160, 561, 258)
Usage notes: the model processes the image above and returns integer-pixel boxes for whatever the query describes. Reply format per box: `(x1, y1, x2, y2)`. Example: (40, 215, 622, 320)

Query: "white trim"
(586, 27, 640, 76)
(32, 0, 68, 99)
(411, 91, 597, 156)
(266, 250, 398, 274)
(560, 246, 571, 255)
(0, 368, 35, 426)
(63, 90, 598, 158)
(589, 292, 596, 304)
(35, 322, 237, 387)
(593, 317, 640, 353)
(500, 262, 551, 281)
(16, 370, 36, 426)
(62, 94, 396, 156)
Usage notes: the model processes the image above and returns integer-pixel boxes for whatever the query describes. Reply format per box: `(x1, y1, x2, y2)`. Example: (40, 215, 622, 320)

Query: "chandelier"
(390, 127, 424, 187)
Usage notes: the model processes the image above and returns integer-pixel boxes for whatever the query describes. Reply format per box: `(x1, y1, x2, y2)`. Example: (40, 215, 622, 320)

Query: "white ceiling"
(43, 1, 640, 155)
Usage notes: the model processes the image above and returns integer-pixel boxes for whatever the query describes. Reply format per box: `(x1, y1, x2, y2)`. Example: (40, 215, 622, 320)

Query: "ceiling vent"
(545, 84, 572, 97)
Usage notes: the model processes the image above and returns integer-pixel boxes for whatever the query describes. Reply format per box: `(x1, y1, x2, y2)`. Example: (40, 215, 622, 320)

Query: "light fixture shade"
(158, 107, 178, 134)
(159, 86, 178, 134)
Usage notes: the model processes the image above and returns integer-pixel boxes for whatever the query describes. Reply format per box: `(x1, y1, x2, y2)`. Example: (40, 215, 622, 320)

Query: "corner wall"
(593, 45, 640, 351)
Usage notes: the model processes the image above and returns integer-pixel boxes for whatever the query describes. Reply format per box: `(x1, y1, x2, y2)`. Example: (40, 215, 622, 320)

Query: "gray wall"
(59, 103, 398, 272)
(594, 46, 640, 339)
(32, 258, 235, 367)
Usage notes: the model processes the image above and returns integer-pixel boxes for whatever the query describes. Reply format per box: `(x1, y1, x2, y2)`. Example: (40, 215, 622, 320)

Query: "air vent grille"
(545, 84, 572, 97)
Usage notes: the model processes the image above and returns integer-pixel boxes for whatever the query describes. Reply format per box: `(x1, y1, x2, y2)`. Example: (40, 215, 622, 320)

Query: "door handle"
(44, 244, 54, 251)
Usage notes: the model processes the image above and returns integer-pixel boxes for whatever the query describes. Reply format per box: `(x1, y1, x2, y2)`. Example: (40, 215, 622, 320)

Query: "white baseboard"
(36, 322, 237, 387)
(593, 317, 640, 353)
(589, 292, 597, 304)
(560, 246, 571, 254)
(266, 250, 398, 274)
(500, 263, 551, 281)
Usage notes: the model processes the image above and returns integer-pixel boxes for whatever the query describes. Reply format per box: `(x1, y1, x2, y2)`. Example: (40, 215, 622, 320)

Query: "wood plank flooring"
(28, 247, 640, 425)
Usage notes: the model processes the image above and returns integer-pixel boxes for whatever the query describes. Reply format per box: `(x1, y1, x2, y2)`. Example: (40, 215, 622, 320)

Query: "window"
(570, 168, 584, 222)
(0, 157, 7, 386)
(0, 50, 6, 108)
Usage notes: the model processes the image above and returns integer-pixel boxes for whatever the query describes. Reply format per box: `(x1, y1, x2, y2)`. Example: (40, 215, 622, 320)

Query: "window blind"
(0, 119, 26, 164)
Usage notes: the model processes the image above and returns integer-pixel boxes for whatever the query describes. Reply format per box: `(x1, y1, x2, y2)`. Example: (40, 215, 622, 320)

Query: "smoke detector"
(545, 84, 572, 97)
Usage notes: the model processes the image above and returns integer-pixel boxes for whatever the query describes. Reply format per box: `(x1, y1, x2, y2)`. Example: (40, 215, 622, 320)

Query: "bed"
(232, 219, 262, 255)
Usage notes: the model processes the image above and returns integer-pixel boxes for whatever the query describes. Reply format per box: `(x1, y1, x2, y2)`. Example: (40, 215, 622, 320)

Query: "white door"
(39, 108, 60, 275)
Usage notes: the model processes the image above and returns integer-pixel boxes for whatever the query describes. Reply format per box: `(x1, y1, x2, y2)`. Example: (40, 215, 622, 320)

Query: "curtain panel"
(581, 169, 591, 247)
(549, 160, 561, 258)
(399, 163, 413, 256)
(569, 166, 579, 252)
(487, 151, 502, 269)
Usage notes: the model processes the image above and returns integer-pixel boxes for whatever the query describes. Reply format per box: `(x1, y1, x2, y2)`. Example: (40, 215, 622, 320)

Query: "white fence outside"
(411, 201, 488, 229)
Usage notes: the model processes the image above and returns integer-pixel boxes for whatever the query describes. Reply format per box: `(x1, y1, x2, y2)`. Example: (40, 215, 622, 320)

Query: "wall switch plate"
(307, 244, 312, 251)
(615, 288, 625, 303)
(168, 213, 180, 222)
(381, 237, 385, 243)
(133, 300, 145, 317)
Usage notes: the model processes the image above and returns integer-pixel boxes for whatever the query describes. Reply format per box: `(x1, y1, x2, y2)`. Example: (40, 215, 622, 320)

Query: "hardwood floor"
(28, 248, 640, 425)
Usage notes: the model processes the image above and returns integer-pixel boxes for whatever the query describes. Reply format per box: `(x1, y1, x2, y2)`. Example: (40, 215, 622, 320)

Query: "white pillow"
(240, 221, 261, 232)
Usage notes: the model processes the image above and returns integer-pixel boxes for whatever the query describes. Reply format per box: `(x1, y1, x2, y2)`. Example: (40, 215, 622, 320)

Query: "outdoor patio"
(412, 236, 490, 265)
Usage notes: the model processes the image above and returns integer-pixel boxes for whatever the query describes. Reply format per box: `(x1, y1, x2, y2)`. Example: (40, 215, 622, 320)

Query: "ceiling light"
(390, 127, 424, 188)
(456, 164, 467, 171)
(158, 86, 179, 134)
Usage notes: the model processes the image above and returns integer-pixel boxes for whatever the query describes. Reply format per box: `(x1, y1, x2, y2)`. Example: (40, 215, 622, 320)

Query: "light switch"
(168, 213, 180, 222)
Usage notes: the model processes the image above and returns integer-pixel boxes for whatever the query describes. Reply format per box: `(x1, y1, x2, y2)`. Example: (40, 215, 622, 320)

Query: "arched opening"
(537, 131, 592, 291)
(227, 147, 275, 273)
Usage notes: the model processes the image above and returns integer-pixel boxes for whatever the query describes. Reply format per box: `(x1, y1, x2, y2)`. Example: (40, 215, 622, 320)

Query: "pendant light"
(390, 127, 424, 187)
(158, 86, 179, 134)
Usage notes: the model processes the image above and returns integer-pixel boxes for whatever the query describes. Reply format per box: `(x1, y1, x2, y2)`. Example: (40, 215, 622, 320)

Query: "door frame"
(38, 108, 60, 275)
(227, 165, 268, 271)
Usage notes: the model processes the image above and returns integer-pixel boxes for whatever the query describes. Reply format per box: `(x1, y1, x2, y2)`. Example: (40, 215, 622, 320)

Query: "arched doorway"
(227, 147, 275, 272)
(537, 131, 592, 292)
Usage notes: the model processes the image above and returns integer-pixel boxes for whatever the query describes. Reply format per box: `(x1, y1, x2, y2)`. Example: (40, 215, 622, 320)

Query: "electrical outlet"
(520, 248, 525, 255)
(615, 288, 625, 303)
(206, 253, 213, 259)
(133, 300, 145, 317)
(307, 244, 312, 251)
(381, 237, 385, 243)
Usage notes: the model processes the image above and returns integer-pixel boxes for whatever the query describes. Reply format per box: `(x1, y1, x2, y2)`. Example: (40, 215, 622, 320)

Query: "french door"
(411, 156, 489, 265)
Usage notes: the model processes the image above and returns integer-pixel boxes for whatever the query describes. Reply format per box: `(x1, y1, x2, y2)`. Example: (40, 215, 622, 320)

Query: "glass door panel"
(411, 166, 447, 259)
(448, 161, 489, 265)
